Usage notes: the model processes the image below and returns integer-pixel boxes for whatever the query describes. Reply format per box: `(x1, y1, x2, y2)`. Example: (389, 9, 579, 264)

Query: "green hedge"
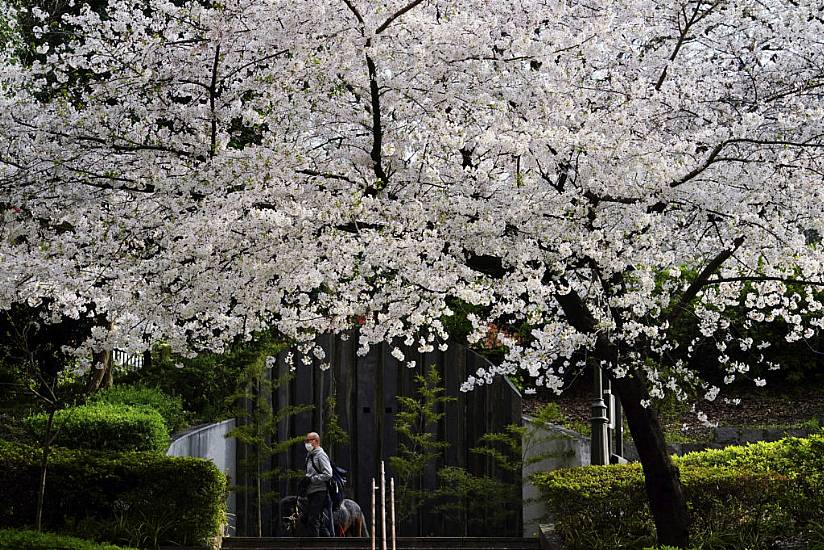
(87, 385, 189, 433)
(0, 440, 226, 548)
(533, 431, 824, 550)
(0, 528, 137, 550)
(26, 403, 169, 453)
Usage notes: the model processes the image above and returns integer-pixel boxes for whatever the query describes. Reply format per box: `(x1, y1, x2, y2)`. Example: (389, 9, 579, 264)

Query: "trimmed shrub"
(0, 440, 226, 548)
(0, 528, 137, 550)
(87, 385, 189, 433)
(680, 430, 824, 528)
(533, 430, 824, 550)
(26, 402, 169, 453)
(678, 429, 824, 475)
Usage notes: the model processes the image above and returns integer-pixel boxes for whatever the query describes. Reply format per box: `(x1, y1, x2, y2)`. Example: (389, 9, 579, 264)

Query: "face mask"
(304, 442, 313, 452)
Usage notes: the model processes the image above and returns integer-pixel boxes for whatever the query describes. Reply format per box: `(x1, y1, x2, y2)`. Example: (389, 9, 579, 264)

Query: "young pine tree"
(389, 364, 455, 534)
(226, 335, 313, 537)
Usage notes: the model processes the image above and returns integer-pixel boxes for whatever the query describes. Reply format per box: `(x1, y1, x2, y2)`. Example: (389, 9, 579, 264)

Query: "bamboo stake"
(390, 477, 397, 550)
(381, 461, 387, 550)
(371, 478, 376, 550)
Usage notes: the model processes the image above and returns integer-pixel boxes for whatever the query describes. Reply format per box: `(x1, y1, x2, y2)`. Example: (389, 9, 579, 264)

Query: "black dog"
(279, 495, 368, 537)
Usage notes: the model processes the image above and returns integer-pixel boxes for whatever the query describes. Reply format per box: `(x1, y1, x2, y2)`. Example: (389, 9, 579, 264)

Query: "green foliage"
(531, 401, 591, 436)
(0, 6, 19, 54)
(433, 466, 511, 534)
(87, 385, 189, 433)
(439, 298, 484, 346)
(0, 440, 226, 548)
(472, 423, 525, 475)
(389, 364, 455, 524)
(0, 302, 100, 414)
(391, 366, 526, 536)
(677, 429, 824, 476)
(434, 423, 523, 535)
(800, 416, 821, 432)
(808, 520, 824, 549)
(0, 413, 36, 445)
(26, 402, 169, 453)
(533, 431, 824, 550)
(322, 394, 350, 454)
(122, 331, 288, 424)
(532, 402, 566, 424)
(0, 528, 138, 550)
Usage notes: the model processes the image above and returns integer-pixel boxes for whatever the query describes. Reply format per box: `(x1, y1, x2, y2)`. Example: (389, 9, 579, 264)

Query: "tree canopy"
(2, 0, 821, 388)
(1, 2, 822, 543)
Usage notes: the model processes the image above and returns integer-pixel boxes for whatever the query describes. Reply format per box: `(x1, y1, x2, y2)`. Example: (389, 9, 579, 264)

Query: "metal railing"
(112, 349, 143, 370)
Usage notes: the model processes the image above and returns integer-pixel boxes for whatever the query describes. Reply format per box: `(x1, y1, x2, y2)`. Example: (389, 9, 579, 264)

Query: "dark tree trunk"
(612, 373, 690, 548)
(86, 349, 113, 393)
(36, 408, 56, 531)
(554, 289, 691, 548)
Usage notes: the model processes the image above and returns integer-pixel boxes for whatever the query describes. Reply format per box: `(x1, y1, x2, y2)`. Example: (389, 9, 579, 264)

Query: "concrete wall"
(522, 415, 590, 538)
(167, 418, 237, 534)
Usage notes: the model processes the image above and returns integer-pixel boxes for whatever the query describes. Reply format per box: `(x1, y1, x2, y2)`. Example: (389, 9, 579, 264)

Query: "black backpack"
(328, 462, 348, 510)
(310, 455, 348, 510)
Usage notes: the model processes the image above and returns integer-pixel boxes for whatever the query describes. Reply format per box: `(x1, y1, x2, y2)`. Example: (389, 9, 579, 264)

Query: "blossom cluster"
(0, 0, 821, 406)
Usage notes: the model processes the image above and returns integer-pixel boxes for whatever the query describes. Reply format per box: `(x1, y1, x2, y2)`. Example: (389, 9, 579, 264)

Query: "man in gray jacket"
(304, 431, 332, 537)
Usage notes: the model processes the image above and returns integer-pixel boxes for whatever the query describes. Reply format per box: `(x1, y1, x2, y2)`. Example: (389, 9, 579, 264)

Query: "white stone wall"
(521, 415, 590, 538)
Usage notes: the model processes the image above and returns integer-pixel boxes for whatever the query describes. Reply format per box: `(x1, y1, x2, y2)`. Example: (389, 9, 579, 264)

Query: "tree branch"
(365, 53, 388, 196)
(669, 141, 725, 187)
(297, 169, 356, 184)
(341, 0, 365, 28)
(655, 1, 717, 91)
(666, 236, 745, 326)
(704, 276, 824, 287)
(376, 0, 427, 35)
(554, 284, 600, 335)
(583, 190, 668, 213)
(208, 44, 221, 159)
(464, 252, 508, 279)
(670, 136, 823, 188)
(67, 178, 156, 194)
(219, 49, 289, 86)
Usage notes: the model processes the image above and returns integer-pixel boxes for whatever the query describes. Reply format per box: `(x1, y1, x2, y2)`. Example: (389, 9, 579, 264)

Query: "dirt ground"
(523, 383, 824, 442)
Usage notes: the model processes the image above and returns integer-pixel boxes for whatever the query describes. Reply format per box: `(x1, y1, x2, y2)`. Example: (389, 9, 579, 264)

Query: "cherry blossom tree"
(1, 0, 823, 546)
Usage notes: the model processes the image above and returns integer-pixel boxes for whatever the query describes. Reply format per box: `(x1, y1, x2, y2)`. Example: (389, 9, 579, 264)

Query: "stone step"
(222, 537, 539, 550)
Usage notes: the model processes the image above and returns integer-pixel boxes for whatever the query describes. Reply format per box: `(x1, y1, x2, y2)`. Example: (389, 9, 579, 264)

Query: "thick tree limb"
(553, 286, 600, 335)
(208, 44, 221, 159)
(669, 141, 725, 187)
(365, 53, 388, 196)
(464, 252, 508, 278)
(583, 189, 669, 213)
(552, 285, 691, 548)
(670, 136, 823, 188)
(69, 178, 156, 194)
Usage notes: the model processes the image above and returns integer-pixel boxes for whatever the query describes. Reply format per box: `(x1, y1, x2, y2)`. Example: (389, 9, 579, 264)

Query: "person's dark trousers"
(326, 494, 336, 537)
(306, 491, 331, 537)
